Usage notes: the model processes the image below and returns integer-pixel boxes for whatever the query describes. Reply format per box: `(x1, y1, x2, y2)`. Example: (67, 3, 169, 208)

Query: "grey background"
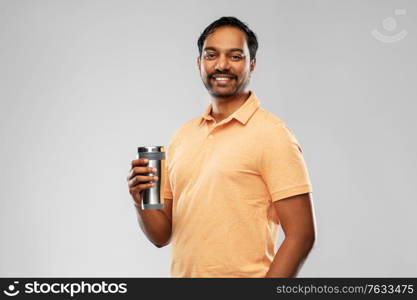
(1, 0, 416, 277)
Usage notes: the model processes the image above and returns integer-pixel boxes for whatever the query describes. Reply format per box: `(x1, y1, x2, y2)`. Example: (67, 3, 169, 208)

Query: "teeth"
(215, 77, 232, 80)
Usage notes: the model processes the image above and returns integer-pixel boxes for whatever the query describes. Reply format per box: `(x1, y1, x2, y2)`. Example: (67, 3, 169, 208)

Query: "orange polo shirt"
(163, 91, 313, 277)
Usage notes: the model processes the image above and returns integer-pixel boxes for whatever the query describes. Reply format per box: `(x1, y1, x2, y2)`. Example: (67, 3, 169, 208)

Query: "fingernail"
(153, 168, 157, 172)
(144, 159, 148, 163)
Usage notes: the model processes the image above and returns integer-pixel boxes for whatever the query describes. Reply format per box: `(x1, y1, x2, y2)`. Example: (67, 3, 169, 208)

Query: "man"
(127, 16, 316, 278)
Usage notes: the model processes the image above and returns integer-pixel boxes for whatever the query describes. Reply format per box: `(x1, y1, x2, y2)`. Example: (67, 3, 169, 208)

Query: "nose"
(215, 54, 230, 72)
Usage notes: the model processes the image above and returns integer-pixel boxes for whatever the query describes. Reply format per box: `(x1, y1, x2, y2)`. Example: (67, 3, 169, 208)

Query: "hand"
(127, 158, 158, 206)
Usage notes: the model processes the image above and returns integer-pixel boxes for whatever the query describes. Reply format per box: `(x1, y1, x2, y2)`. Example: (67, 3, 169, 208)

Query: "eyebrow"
(203, 47, 244, 53)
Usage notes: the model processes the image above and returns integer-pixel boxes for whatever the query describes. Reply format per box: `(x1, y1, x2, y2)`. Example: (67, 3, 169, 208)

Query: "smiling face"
(198, 26, 256, 98)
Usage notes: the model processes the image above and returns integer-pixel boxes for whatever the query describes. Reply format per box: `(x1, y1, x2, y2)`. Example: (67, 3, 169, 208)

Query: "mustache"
(209, 72, 237, 79)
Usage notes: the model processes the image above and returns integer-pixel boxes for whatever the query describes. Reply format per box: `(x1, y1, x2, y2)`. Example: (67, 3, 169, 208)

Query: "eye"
(230, 55, 244, 61)
(204, 53, 216, 59)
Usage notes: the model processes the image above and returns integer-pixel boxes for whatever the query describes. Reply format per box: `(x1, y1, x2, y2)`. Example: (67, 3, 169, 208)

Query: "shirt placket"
(205, 116, 232, 139)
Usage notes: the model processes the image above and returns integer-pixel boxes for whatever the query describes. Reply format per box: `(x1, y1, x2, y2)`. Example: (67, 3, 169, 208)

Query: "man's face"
(198, 26, 256, 98)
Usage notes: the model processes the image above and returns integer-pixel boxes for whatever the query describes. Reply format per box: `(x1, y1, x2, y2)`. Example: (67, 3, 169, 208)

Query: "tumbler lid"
(137, 146, 165, 153)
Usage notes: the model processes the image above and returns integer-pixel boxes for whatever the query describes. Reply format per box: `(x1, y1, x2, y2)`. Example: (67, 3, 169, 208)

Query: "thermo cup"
(137, 146, 165, 210)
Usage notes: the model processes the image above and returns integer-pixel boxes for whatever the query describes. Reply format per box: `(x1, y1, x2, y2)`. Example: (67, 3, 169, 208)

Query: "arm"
(134, 197, 173, 248)
(265, 193, 316, 277)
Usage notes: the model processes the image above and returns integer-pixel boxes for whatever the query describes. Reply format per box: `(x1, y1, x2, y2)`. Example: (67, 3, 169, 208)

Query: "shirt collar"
(198, 91, 260, 126)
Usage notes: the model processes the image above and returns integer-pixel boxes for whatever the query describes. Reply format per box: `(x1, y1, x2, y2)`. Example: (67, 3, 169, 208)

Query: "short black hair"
(197, 16, 258, 62)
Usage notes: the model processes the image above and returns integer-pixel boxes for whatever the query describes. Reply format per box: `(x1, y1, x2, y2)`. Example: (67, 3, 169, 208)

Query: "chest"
(168, 124, 262, 191)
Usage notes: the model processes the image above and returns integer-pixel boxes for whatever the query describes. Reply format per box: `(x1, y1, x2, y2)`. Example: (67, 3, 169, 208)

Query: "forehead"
(203, 26, 248, 52)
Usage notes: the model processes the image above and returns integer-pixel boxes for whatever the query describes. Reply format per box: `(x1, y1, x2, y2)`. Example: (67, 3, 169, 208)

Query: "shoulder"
(254, 107, 294, 136)
(174, 116, 201, 137)
(167, 116, 201, 148)
(254, 108, 301, 148)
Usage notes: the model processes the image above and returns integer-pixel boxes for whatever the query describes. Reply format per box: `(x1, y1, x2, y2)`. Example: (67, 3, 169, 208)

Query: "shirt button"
(208, 135, 213, 139)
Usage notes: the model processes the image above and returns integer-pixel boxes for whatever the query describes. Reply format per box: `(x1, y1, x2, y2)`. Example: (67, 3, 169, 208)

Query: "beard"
(202, 73, 250, 99)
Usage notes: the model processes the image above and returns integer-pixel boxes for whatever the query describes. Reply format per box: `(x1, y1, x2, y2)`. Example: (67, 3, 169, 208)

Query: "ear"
(197, 56, 201, 71)
(250, 57, 256, 72)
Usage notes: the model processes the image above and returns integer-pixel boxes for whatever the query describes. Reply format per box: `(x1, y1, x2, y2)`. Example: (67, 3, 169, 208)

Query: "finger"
(128, 175, 158, 188)
(128, 175, 159, 187)
(129, 181, 155, 192)
(127, 166, 157, 181)
(131, 158, 149, 168)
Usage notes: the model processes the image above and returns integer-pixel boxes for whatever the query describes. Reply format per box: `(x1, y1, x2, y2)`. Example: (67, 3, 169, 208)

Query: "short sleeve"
(162, 127, 182, 200)
(162, 158, 173, 200)
(260, 123, 313, 201)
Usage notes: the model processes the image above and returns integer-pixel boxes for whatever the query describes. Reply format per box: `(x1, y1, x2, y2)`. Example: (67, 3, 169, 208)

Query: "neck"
(210, 89, 251, 123)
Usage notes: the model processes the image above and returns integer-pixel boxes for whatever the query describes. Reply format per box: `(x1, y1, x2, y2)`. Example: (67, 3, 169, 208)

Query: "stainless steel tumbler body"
(137, 146, 165, 210)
